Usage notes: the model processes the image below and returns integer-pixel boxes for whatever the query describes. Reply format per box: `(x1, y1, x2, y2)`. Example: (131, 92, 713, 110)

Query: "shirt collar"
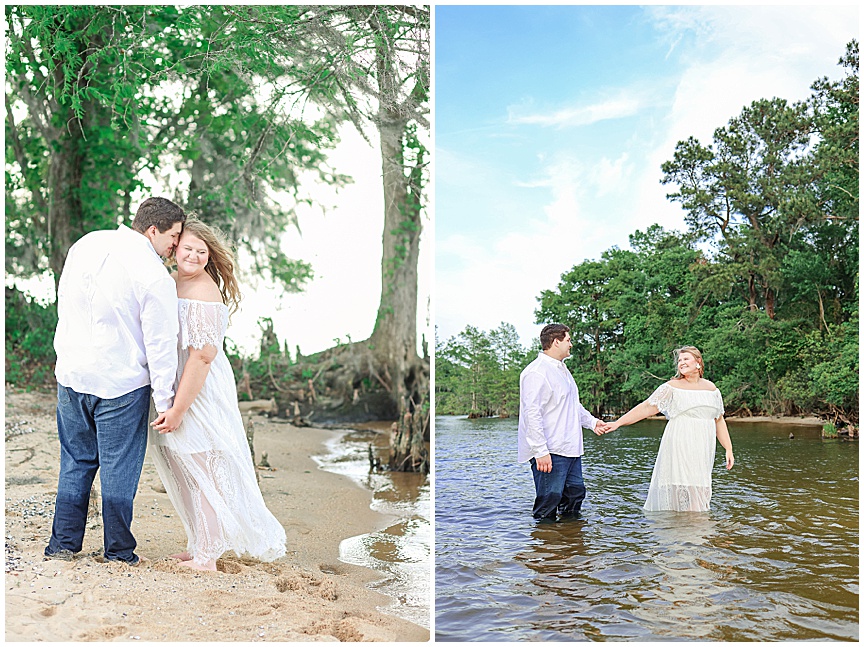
(537, 351, 566, 368)
(118, 224, 160, 259)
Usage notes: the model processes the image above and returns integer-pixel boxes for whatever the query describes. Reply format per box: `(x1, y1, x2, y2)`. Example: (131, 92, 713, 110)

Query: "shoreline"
(722, 415, 825, 427)
(438, 413, 828, 427)
(4, 387, 429, 642)
(315, 427, 431, 630)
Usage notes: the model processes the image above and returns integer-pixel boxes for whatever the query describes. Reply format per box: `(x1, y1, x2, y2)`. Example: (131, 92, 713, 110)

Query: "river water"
(434, 415, 858, 641)
(315, 427, 430, 629)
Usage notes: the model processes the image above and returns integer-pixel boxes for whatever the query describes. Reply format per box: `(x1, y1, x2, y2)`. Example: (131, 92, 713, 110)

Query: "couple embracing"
(518, 323, 735, 522)
(45, 197, 286, 569)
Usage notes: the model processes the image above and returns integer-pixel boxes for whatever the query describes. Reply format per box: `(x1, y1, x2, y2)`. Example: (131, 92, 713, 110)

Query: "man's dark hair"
(131, 197, 186, 233)
(540, 323, 570, 350)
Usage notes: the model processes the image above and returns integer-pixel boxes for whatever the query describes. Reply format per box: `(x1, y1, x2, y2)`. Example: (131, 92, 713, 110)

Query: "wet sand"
(4, 387, 429, 642)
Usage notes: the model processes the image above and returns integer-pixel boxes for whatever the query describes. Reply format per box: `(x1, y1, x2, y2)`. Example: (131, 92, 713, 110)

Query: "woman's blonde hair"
(178, 217, 242, 314)
(673, 345, 705, 378)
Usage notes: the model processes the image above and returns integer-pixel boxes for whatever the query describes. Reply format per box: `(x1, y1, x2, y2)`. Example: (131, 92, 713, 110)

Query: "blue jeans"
(45, 384, 151, 564)
(530, 454, 586, 521)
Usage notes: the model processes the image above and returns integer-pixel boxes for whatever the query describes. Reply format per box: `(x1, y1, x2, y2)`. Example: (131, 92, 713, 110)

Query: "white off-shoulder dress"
(150, 298, 286, 565)
(643, 383, 725, 512)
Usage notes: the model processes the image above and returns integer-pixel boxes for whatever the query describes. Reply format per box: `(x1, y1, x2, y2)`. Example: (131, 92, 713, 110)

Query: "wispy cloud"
(507, 96, 641, 128)
(436, 154, 625, 343)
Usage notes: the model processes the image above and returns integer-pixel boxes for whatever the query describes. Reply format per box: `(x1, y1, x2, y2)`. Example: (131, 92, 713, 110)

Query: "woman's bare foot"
(179, 559, 217, 572)
(169, 552, 192, 561)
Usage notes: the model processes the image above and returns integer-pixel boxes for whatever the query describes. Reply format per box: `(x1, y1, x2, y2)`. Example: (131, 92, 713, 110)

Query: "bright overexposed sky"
(9, 121, 431, 359)
(434, 4, 859, 347)
(229, 123, 432, 358)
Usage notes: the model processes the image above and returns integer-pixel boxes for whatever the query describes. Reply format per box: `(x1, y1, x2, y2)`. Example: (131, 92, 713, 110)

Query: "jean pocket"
(103, 385, 149, 411)
(57, 384, 71, 406)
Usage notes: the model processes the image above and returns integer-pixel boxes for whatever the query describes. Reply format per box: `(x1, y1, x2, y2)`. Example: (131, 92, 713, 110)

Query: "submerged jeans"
(45, 384, 151, 564)
(530, 453, 586, 521)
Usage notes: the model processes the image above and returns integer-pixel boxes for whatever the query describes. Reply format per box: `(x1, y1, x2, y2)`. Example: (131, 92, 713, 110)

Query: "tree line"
(437, 41, 858, 426)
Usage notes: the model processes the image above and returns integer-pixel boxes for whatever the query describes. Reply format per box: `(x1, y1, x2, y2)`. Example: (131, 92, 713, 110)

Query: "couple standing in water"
(518, 323, 735, 522)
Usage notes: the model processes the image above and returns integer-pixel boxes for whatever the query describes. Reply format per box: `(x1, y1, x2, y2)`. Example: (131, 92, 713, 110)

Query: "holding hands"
(593, 420, 617, 435)
(151, 407, 186, 434)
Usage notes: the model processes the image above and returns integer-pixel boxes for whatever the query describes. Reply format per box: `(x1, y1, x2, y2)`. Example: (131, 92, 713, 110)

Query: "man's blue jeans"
(530, 454, 586, 521)
(45, 384, 151, 564)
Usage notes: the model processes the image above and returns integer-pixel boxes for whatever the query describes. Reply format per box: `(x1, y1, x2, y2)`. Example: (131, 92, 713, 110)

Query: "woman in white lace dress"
(150, 219, 286, 570)
(603, 346, 734, 512)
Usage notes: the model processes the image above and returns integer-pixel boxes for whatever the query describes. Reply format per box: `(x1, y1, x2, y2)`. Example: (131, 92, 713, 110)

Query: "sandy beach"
(4, 387, 429, 642)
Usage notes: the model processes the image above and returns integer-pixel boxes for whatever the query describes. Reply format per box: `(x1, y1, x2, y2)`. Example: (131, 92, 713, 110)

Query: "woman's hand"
(603, 420, 620, 434)
(152, 407, 186, 434)
(725, 449, 735, 470)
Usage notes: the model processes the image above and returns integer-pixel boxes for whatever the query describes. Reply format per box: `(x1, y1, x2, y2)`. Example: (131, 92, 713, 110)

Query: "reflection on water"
(435, 415, 858, 641)
(316, 428, 430, 629)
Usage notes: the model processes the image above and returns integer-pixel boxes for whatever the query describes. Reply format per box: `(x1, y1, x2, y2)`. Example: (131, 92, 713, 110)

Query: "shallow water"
(315, 428, 430, 629)
(434, 415, 859, 641)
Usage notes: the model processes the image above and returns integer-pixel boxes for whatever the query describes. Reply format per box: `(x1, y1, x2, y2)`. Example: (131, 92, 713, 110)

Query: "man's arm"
(151, 344, 217, 433)
(140, 278, 179, 413)
(522, 371, 552, 471)
(576, 402, 604, 435)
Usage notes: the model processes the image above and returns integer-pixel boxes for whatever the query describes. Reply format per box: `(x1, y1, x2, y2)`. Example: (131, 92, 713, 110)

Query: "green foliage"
(4, 5, 364, 292)
(435, 323, 532, 417)
(533, 226, 703, 415)
(4, 289, 58, 386)
(438, 43, 858, 422)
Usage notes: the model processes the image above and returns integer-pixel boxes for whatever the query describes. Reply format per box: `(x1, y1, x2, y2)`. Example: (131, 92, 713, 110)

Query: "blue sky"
(434, 4, 859, 347)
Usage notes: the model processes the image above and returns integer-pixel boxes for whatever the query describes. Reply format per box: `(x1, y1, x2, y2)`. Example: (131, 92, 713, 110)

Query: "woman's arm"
(715, 417, 734, 469)
(604, 401, 660, 433)
(151, 344, 218, 433)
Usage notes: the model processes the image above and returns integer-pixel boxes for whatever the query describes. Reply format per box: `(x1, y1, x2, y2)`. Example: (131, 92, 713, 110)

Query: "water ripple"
(435, 416, 859, 641)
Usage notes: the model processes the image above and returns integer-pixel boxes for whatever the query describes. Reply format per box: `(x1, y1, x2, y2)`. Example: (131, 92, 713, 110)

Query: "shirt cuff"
(529, 444, 550, 460)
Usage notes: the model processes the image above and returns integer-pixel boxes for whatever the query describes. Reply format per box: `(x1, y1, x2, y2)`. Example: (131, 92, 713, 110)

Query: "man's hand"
(593, 420, 610, 435)
(606, 420, 621, 434)
(535, 454, 553, 473)
(151, 407, 186, 434)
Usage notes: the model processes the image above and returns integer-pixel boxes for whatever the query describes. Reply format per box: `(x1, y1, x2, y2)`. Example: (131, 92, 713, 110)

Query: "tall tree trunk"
(747, 271, 759, 312)
(48, 130, 85, 294)
(765, 287, 776, 319)
(367, 12, 428, 472)
(369, 109, 420, 374)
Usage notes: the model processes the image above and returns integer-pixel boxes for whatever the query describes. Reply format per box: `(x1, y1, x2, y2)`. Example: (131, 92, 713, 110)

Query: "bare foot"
(179, 559, 217, 572)
(169, 552, 192, 561)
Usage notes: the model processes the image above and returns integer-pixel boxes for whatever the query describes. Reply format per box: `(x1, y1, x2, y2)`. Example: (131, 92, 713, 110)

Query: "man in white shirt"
(45, 197, 186, 566)
(518, 323, 608, 522)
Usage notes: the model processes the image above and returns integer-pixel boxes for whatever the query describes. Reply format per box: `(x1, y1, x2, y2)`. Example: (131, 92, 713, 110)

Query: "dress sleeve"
(647, 383, 674, 418)
(179, 300, 227, 350)
(715, 389, 725, 417)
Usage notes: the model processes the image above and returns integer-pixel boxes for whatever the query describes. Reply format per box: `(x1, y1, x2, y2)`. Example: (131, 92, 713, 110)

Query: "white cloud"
(507, 94, 642, 128)
(436, 146, 493, 189)
(589, 153, 630, 198)
(435, 156, 614, 344)
(436, 4, 857, 348)
(634, 4, 859, 238)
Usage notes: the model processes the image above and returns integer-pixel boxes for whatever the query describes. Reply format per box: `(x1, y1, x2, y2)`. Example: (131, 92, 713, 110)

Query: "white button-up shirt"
(517, 351, 600, 463)
(54, 225, 179, 412)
